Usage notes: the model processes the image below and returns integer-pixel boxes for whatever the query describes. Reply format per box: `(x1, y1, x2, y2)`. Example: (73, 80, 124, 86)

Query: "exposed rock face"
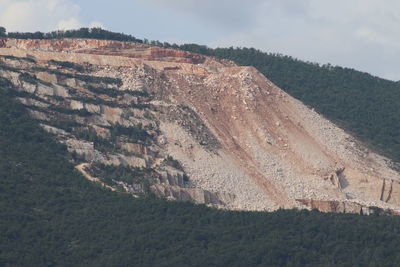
(0, 38, 208, 64)
(296, 199, 398, 215)
(1, 38, 400, 213)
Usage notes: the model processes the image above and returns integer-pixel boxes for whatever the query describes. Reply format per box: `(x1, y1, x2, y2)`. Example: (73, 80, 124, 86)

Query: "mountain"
(173, 44, 400, 164)
(2, 85, 400, 266)
(2, 33, 400, 266)
(0, 37, 399, 214)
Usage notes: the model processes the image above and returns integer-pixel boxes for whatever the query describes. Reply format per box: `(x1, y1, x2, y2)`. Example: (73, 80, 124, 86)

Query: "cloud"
(0, 0, 103, 32)
(56, 17, 82, 30)
(141, 0, 265, 31)
(89, 21, 104, 29)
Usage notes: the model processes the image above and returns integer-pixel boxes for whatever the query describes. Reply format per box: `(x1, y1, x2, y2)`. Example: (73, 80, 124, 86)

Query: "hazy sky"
(0, 0, 399, 81)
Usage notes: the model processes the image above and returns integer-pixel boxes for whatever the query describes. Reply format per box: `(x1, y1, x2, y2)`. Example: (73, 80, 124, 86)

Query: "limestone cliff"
(1, 38, 399, 214)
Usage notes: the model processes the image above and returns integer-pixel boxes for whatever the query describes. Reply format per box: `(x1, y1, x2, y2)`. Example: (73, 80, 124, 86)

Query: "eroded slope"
(1, 38, 399, 214)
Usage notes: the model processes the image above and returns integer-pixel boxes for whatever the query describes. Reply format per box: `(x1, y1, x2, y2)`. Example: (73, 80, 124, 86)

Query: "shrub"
(19, 73, 39, 84)
(49, 60, 85, 72)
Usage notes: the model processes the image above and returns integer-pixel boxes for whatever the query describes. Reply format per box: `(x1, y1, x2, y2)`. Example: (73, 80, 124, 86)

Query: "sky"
(0, 0, 399, 81)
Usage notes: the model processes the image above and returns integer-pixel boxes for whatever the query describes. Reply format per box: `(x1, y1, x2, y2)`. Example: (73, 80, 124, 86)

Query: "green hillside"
(1, 73, 400, 266)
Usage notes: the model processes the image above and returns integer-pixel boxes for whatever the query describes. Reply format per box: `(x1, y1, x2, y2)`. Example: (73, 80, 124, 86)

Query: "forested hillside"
(1, 74, 400, 266)
(2, 28, 400, 266)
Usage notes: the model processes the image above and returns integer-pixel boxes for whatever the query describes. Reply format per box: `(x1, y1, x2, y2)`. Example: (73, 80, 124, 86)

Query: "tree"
(0, 26, 6, 37)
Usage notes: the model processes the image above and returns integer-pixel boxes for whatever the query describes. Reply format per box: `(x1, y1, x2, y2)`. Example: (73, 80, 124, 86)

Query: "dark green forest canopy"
(3, 27, 142, 42)
(1, 78, 400, 266)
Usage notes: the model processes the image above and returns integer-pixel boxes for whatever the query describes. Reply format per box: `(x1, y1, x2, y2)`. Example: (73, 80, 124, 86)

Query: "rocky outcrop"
(324, 166, 346, 189)
(296, 199, 396, 215)
(0, 38, 208, 64)
(164, 104, 221, 153)
(1, 38, 400, 214)
(151, 184, 235, 206)
(380, 179, 400, 205)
